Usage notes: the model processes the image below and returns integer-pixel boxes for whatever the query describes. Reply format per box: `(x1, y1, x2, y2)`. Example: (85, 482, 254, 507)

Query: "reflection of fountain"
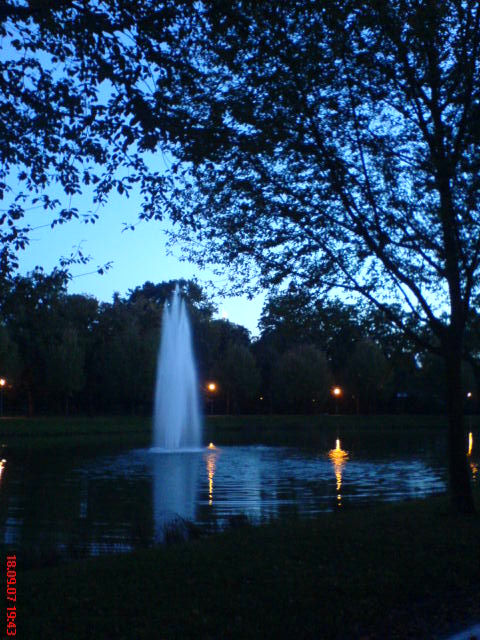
(328, 439, 349, 506)
(152, 286, 203, 450)
(152, 453, 200, 540)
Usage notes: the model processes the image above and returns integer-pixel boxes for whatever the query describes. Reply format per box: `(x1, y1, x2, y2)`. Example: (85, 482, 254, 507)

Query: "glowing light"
(332, 386, 342, 397)
(207, 382, 217, 392)
(467, 391, 473, 398)
(0, 458, 5, 481)
(329, 439, 347, 457)
(471, 462, 478, 482)
(207, 442, 216, 449)
(328, 439, 349, 506)
(205, 451, 218, 506)
(0, 379, 5, 387)
(468, 432, 473, 456)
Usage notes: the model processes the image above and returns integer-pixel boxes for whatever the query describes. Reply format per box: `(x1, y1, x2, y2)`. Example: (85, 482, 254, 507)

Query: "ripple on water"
(0, 440, 460, 559)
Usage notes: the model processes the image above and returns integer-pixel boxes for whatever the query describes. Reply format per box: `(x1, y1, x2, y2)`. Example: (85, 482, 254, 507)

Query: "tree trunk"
(445, 349, 475, 513)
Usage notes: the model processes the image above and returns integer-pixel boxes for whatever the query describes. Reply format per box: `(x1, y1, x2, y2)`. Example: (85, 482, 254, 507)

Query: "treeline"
(0, 270, 478, 416)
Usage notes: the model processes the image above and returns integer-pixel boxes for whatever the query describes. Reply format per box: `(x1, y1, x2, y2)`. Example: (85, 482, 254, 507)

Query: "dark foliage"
(0, 273, 478, 418)
(2, 1, 479, 509)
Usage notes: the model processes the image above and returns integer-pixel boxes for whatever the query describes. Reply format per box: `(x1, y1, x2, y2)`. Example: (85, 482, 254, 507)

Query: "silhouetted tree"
(259, 290, 365, 379)
(0, 268, 70, 414)
(272, 345, 331, 413)
(344, 340, 392, 414)
(216, 343, 260, 414)
(3, 2, 480, 510)
(115, 2, 478, 512)
(0, 324, 21, 383)
(0, 1, 186, 277)
(46, 327, 85, 415)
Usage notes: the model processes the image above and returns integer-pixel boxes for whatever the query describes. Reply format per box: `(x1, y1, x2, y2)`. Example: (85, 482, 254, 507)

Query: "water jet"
(152, 285, 203, 450)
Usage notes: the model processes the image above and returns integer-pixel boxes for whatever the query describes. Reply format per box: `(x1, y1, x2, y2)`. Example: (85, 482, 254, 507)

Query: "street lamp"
(466, 391, 473, 430)
(206, 381, 218, 414)
(331, 386, 342, 414)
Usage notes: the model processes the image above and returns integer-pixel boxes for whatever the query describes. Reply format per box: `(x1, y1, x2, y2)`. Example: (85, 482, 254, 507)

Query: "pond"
(0, 428, 478, 564)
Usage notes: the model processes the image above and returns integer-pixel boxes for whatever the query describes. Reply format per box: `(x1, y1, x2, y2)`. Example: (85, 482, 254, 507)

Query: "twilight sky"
(16, 188, 265, 336)
(3, 36, 265, 335)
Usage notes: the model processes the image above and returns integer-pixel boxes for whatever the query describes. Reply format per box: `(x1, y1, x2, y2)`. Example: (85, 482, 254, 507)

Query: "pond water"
(0, 428, 478, 563)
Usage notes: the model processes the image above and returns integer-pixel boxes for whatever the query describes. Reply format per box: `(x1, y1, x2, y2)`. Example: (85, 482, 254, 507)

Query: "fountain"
(152, 285, 203, 450)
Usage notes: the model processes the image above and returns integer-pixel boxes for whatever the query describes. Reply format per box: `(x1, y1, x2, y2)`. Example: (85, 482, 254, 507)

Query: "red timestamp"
(6, 555, 16, 636)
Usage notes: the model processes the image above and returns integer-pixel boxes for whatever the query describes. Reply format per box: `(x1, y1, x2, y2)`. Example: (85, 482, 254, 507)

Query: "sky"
(17, 189, 266, 336)
(0, 27, 266, 336)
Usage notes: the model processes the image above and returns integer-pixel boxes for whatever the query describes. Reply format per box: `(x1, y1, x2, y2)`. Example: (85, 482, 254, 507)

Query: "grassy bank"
(0, 416, 152, 450)
(1, 413, 477, 450)
(205, 413, 480, 446)
(19, 495, 480, 639)
(0, 416, 151, 438)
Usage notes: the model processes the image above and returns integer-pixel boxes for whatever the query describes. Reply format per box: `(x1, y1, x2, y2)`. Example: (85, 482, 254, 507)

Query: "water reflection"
(467, 433, 477, 482)
(204, 449, 219, 506)
(471, 462, 478, 483)
(151, 453, 200, 541)
(328, 439, 349, 507)
(2, 430, 477, 563)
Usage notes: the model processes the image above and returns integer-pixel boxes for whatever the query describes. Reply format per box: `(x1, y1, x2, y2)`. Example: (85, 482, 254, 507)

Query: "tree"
(127, 280, 216, 319)
(113, 2, 478, 512)
(344, 340, 392, 414)
(251, 334, 281, 414)
(0, 1, 182, 277)
(46, 326, 85, 415)
(84, 279, 214, 414)
(272, 345, 331, 414)
(197, 318, 254, 411)
(417, 353, 476, 413)
(259, 289, 365, 377)
(87, 294, 160, 414)
(216, 343, 260, 414)
(3, 2, 480, 511)
(0, 324, 21, 383)
(0, 268, 70, 414)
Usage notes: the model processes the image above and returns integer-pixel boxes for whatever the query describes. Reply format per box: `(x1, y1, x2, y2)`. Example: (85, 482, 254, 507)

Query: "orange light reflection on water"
(205, 451, 218, 506)
(467, 433, 477, 482)
(328, 439, 349, 506)
(471, 462, 478, 483)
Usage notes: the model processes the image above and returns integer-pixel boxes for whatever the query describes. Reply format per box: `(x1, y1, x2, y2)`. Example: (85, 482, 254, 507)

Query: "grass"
(17, 494, 480, 639)
(0, 416, 152, 450)
(204, 413, 478, 446)
(2, 415, 479, 637)
(1, 413, 477, 450)
(0, 415, 151, 438)
(206, 413, 456, 430)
